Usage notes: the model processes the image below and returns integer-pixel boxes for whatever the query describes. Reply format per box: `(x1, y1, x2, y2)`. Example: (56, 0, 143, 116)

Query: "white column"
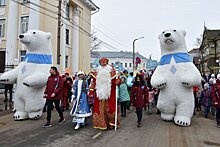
(28, 0, 40, 30)
(61, 2, 67, 74)
(5, 1, 19, 66)
(61, 24, 66, 74)
(72, 6, 81, 75)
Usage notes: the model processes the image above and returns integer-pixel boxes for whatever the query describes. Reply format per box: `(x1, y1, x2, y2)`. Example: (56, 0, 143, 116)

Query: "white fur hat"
(217, 74, 220, 79)
(211, 74, 215, 78)
(77, 70, 85, 76)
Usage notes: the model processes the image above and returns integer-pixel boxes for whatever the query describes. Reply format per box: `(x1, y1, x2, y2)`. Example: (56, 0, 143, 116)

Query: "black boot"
(217, 118, 220, 128)
(137, 122, 142, 127)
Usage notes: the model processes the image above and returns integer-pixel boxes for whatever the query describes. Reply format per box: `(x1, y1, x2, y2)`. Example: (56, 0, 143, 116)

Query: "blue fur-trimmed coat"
(70, 79, 92, 119)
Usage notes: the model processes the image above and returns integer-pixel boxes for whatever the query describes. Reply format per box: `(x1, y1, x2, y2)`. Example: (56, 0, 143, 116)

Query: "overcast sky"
(91, 0, 220, 60)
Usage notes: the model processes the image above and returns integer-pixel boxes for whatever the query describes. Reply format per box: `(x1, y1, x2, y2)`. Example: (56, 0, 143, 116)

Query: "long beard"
(96, 65, 112, 100)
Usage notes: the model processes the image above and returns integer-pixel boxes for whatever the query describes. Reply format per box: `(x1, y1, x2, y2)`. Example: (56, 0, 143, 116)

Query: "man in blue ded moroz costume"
(0, 30, 53, 120)
(151, 29, 201, 127)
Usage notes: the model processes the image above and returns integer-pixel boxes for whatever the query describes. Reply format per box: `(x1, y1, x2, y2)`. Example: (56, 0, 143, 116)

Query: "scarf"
(23, 53, 52, 64)
(159, 52, 192, 66)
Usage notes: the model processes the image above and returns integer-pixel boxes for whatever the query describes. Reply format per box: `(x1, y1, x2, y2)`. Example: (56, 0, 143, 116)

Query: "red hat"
(99, 58, 109, 64)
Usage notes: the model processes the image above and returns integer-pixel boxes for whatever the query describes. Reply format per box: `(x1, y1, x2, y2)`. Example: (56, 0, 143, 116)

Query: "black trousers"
(120, 101, 127, 115)
(46, 100, 63, 122)
(4, 84, 13, 101)
(216, 108, 220, 125)
(136, 107, 143, 123)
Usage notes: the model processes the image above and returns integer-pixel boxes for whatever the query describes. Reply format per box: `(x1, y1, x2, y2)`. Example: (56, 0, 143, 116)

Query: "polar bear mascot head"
(0, 30, 53, 120)
(19, 30, 52, 55)
(159, 29, 187, 56)
(151, 29, 201, 127)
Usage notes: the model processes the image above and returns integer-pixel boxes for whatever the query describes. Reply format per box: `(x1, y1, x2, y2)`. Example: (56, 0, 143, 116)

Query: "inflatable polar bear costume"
(151, 29, 201, 127)
(0, 30, 53, 120)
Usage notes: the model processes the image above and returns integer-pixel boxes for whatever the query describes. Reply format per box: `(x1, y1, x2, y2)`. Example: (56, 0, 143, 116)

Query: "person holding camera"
(43, 66, 65, 128)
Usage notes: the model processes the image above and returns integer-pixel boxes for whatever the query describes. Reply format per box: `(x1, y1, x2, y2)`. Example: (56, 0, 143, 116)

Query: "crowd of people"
(4, 57, 220, 130)
(40, 58, 161, 130)
(195, 73, 220, 128)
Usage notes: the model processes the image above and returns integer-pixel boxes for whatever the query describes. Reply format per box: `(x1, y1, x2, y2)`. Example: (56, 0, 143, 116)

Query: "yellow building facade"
(0, 0, 98, 74)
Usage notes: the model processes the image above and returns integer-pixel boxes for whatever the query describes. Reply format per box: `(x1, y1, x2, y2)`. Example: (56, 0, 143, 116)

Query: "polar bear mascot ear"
(46, 32, 52, 40)
(158, 33, 162, 40)
(180, 30, 186, 37)
(178, 30, 186, 38)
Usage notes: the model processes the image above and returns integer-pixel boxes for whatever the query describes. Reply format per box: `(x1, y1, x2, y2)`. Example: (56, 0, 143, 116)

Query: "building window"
(66, 3, 70, 18)
(0, 19, 5, 37)
(20, 50, 27, 62)
(129, 63, 132, 67)
(125, 63, 127, 67)
(65, 56, 68, 68)
(21, 16, 29, 33)
(66, 29, 69, 45)
(0, 0, 6, 6)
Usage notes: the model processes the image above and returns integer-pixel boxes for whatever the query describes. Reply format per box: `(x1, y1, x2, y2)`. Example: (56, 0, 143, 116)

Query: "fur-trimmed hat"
(211, 74, 215, 78)
(99, 58, 109, 64)
(217, 74, 220, 79)
(77, 70, 85, 76)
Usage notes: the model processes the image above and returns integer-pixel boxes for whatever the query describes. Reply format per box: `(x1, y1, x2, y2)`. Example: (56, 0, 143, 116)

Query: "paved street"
(0, 105, 220, 147)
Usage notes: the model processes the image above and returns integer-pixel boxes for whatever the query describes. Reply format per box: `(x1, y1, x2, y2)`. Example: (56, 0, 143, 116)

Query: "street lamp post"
(133, 37, 144, 73)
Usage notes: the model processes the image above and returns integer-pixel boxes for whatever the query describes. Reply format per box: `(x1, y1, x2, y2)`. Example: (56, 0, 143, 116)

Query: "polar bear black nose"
(19, 35, 24, 39)
(164, 33, 171, 37)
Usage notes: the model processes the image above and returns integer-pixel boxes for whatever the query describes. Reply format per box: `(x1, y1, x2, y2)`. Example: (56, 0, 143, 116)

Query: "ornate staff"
(114, 65, 119, 131)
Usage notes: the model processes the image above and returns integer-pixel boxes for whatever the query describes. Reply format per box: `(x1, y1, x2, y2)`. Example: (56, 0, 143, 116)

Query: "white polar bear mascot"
(0, 30, 53, 120)
(151, 29, 201, 126)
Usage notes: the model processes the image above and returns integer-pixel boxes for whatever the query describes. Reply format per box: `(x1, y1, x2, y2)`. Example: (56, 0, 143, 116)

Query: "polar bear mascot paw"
(0, 79, 9, 82)
(150, 76, 167, 89)
(151, 29, 201, 127)
(0, 30, 53, 121)
(174, 116, 191, 126)
(28, 111, 43, 120)
(13, 111, 28, 120)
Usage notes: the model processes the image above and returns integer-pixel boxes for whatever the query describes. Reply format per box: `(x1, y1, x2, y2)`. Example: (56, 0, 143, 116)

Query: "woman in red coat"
(130, 74, 149, 127)
(211, 74, 220, 128)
